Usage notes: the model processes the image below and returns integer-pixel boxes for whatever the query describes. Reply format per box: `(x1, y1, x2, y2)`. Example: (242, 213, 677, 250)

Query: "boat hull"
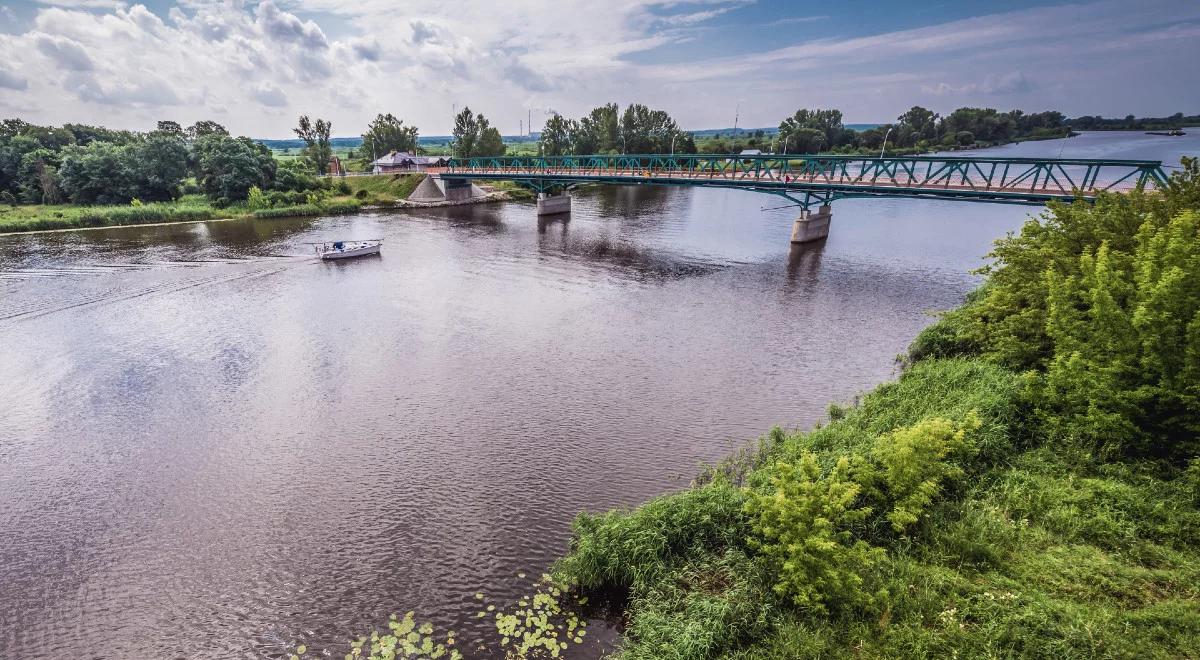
(321, 244, 381, 260)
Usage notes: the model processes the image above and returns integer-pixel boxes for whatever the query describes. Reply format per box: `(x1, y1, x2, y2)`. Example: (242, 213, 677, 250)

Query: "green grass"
(552, 357, 1200, 659)
(339, 173, 426, 204)
(0, 195, 231, 233)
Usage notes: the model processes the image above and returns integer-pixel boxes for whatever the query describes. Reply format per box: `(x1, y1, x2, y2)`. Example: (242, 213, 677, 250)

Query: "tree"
(451, 107, 480, 159)
(897, 106, 939, 143)
(539, 114, 575, 156)
(131, 131, 189, 201)
(574, 103, 620, 154)
(779, 109, 844, 152)
(17, 148, 62, 204)
(194, 134, 276, 202)
(186, 120, 228, 141)
(58, 141, 135, 204)
(476, 125, 506, 157)
(361, 113, 419, 160)
(156, 120, 184, 136)
(293, 115, 333, 175)
(619, 103, 679, 154)
(273, 159, 320, 192)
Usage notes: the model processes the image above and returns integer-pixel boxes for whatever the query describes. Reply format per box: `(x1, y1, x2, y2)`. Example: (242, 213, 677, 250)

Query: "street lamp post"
(670, 133, 677, 156)
(880, 127, 893, 159)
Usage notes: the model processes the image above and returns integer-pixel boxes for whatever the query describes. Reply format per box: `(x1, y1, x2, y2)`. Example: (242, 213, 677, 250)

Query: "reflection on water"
(0, 131, 1195, 658)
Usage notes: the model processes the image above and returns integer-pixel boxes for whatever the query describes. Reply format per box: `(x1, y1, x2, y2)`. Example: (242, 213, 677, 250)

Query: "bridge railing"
(445, 154, 1167, 196)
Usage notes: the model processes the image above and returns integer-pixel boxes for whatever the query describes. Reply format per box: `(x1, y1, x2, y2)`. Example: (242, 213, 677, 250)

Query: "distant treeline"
(0, 118, 329, 207)
(1068, 112, 1200, 131)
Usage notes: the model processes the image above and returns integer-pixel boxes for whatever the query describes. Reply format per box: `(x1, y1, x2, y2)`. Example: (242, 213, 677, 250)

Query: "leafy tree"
(897, 106, 939, 143)
(476, 125, 505, 157)
(185, 120, 228, 141)
(360, 113, 419, 160)
(619, 103, 679, 154)
(194, 134, 276, 202)
(17, 148, 62, 204)
(156, 120, 184, 136)
(779, 109, 844, 151)
(131, 131, 189, 201)
(451, 107, 480, 159)
(273, 159, 320, 192)
(293, 115, 333, 175)
(574, 103, 620, 154)
(58, 141, 135, 204)
(539, 114, 575, 156)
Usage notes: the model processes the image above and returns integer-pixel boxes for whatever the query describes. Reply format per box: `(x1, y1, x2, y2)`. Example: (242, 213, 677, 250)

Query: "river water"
(0, 132, 1195, 658)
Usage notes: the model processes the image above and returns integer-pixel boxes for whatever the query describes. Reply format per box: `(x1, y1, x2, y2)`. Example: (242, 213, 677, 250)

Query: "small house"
(372, 151, 449, 174)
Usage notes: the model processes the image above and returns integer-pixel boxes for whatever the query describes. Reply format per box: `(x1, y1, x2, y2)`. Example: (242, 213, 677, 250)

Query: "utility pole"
(528, 109, 532, 138)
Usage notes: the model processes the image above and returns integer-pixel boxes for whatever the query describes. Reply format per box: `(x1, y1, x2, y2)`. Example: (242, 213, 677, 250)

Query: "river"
(0, 131, 1195, 657)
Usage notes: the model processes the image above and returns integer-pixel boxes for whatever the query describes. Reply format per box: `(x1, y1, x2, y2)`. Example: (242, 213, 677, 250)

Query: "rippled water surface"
(1, 132, 1195, 657)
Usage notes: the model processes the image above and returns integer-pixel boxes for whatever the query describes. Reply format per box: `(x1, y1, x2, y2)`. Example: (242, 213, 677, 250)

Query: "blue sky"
(0, 0, 1197, 138)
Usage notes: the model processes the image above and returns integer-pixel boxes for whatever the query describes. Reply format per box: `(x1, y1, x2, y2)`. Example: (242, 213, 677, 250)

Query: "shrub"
(337, 180, 352, 195)
(863, 414, 980, 532)
(246, 185, 268, 211)
(744, 454, 885, 615)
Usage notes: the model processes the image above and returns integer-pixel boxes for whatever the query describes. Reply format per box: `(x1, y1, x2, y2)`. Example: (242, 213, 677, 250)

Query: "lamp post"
(880, 127, 893, 159)
(780, 133, 792, 155)
(670, 133, 677, 156)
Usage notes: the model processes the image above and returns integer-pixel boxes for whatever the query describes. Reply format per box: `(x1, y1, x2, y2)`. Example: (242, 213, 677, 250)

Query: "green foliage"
(620, 549, 771, 660)
(539, 114, 575, 157)
(745, 454, 885, 614)
(555, 480, 748, 590)
(866, 414, 980, 532)
(273, 159, 321, 192)
(925, 157, 1200, 459)
(294, 115, 333, 175)
(345, 611, 461, 660)
(246, 186, 267, 211)
(361, 113, 419, 160)
(195, 134, 276, 202)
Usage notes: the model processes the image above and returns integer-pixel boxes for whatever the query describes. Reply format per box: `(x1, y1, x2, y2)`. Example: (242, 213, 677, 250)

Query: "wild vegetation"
(539, 158, 1200, 658)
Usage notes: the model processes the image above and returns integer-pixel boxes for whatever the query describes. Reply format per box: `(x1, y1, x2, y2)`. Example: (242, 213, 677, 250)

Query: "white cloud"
(0, 0, 1195, 138)
(0, 67, 28, 90)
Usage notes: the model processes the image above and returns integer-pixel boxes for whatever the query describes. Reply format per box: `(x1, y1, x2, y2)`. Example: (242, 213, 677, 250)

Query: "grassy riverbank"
(543, 160, 1200, 659)
(0, 195, 233, 233)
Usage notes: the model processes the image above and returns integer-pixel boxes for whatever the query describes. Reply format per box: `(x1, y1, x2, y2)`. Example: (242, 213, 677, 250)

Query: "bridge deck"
(440, 154, 1167, 207)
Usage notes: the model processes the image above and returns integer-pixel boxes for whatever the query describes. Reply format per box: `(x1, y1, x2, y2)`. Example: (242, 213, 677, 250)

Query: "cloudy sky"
(0, 0, 1197, 138)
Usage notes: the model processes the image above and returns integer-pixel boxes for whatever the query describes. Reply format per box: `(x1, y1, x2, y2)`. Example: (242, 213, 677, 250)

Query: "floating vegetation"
(471, 574, 590, 659)
(329, 611, 461, 660)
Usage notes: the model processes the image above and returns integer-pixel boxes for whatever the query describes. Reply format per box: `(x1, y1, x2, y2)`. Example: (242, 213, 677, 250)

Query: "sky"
(0, 0, 1197, 138)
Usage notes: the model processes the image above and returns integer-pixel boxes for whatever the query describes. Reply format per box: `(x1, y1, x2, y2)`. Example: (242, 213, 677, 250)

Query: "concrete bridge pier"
(537, 192, 571, 216)
(790, 205, 832, 243)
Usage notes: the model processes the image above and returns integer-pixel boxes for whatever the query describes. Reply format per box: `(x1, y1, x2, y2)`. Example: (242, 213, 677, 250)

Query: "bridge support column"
(790, 205, 832, 243)
(537, 192, 571, 216)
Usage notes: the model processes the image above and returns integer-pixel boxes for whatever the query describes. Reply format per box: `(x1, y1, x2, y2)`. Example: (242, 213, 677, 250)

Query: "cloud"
(0, 67, 28, 90)
(256, 0, 328, 50)
(922, 71, 1037, 96)
(0, 0, 1195, 138)
(34, 33, 95, 70)
(253, 83, 288, 107)
(764, 15, 828, 27)
(36, 0, 128, 9)
(66, 72, 182, 105)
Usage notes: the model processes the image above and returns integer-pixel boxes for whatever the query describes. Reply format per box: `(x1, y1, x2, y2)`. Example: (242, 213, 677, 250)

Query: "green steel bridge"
(442, 153, 1168, 210)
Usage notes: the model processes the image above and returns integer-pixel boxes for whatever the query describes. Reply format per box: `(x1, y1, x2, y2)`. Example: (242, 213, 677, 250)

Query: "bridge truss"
(443, 154, 1168, 209)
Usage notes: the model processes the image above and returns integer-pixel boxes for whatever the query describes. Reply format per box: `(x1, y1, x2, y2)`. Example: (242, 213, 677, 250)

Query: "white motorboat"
(313, 239, 382, 260)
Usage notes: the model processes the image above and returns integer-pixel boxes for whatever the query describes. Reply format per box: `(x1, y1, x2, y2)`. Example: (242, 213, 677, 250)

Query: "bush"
(744, 454, 885, 615)
(941, 158, 1200, 459)
(337, 180, 352, 195)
